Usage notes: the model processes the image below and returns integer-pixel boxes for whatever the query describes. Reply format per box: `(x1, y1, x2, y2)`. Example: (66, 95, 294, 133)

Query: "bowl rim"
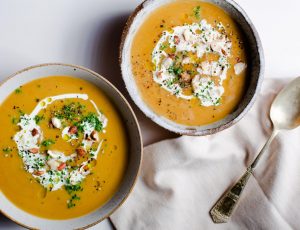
(120, 0, 265, 136)
(0, 62, 143, 229)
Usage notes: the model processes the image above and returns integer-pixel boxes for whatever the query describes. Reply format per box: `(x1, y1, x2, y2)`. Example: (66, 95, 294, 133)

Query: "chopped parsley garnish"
(34, 115, 44, 124)
(168, 65, 183, 76)
(11, 117, 19, 124)
(214, 98, 221, 106)
(55, 102, 86, 121)
(65, 183, 83, 194)
(2, 147, 12, 153)
(160, 44, 168, 50)
(67, 202, 75, 208)
(65, 184, 82, 208)
(193, 6, 201, 19)
(166, 77, 179, 88)
(67, 194, 81, 208)
(80, 113, 103, 132)
(18, 109, 25, 116)
(15, 88, 22, 94)
(41, 139, 55, 147)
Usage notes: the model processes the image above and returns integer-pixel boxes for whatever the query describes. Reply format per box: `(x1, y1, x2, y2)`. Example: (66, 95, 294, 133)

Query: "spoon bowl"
(270, 77, 300, 130)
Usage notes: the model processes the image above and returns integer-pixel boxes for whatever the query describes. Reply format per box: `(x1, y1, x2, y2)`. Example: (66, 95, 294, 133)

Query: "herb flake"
(41, 139, 55, 147)
(193, 6, 201, 19)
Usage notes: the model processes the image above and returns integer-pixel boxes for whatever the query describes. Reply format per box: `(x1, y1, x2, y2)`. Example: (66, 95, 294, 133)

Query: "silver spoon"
(210, 77, 300, 223)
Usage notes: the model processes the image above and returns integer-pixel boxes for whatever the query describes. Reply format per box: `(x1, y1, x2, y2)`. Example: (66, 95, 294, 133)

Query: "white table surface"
(0, 0, 300, 229)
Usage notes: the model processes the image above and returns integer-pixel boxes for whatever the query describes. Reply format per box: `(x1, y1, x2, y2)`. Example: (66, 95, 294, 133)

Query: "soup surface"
(0, 76, 127, 219)
(131, 0, 248, 126)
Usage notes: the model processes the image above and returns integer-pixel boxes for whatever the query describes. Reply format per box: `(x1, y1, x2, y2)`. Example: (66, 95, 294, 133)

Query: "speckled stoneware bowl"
(0, 63, 142, 229)
(120, 0, 264, 135)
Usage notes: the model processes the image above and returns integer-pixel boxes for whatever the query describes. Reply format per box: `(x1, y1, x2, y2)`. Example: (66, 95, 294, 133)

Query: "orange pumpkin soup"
(131, 0, 248, 126)
(0, 76, 127, 219)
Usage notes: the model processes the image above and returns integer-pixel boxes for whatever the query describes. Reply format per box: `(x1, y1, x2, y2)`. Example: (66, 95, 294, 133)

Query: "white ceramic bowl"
(120, 0, 264, 136)
(0, 63, 142, 229)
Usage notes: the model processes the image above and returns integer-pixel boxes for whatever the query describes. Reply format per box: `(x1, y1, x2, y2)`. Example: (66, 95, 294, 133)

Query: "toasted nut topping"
(83, 165, 89, 171)
(76, 147, 86, 157)
(180, 72, 191, 83)
(90, 131, 99, 141)
(29, 148, 39, 154)
(68, 126, 78, 134)
(31, 128, 38, 136)
(51, 117, 62, 129)
(57, 162, 66, 171)
(47, 158, 60, 170)
(174, 35, 180, 45)
(34, 170, 44, 176)
(84, 133, 91, 141)
(156, 71, 163, 78)
(168, 53, 175, 59)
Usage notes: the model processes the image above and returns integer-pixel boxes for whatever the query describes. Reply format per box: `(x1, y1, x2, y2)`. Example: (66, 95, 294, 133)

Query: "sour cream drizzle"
(30, 94, 88, 117)
(13, 93, 108, 191)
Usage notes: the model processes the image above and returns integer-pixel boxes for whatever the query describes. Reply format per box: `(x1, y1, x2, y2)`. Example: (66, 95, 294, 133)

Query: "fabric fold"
(111, 79, 299, 230)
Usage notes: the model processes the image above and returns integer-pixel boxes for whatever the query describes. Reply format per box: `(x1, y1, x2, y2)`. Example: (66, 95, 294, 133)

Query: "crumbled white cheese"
(183, 29, 193, 42)
(151, 19, 240, 106)
(47, 150, 71, 162)
(61, 126, 78, 142)
(234, 62, 247, 75)
(162, 57, 173, 69)
(47, 158, 60, 170)
(192, 76, 224, 106)
(51, 117, 62, 129)
(182, 57, 191, 64)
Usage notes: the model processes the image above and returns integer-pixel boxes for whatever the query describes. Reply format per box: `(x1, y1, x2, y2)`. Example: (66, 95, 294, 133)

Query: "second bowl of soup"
(121, 0, 264, 135)
(0, 63, 142, 229)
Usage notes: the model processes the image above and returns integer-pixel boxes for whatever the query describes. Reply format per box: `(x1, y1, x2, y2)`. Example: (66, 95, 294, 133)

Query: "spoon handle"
(210, 167, 253, 223)
(251, 129, 278, 169)
(210, 129, 278, 223)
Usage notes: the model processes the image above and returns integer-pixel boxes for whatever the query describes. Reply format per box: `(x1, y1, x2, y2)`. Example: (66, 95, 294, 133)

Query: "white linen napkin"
(110, 79, 300, 230)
